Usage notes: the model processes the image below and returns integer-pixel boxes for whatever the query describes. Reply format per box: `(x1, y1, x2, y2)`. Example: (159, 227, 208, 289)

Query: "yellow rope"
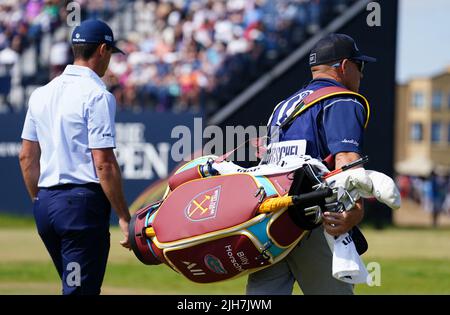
(258, 196, 294, 213)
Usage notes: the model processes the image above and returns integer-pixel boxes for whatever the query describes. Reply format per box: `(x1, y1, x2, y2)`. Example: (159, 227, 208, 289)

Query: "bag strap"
(278, 86, 370, 131)
(217, 88, 370, 163)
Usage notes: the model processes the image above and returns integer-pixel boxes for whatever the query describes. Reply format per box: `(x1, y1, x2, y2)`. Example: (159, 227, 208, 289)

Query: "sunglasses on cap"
(331, 59, 365, 73)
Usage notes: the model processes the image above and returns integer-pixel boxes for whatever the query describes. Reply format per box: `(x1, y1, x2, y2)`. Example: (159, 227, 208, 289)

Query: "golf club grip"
(292, 188, 333, 205)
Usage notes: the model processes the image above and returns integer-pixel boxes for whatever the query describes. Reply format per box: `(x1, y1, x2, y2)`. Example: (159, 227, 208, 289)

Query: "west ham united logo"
(204, 254, 227, 274)
(184, 186, 221, 221)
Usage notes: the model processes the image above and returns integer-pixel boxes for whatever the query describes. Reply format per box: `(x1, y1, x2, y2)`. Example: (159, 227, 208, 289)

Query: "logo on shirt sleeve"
(341, 139, 359, 146)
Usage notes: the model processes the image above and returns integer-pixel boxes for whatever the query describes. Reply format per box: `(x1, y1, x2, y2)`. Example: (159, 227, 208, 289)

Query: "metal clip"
(255, 241, 272, 265)
(254, 186, 266, 203)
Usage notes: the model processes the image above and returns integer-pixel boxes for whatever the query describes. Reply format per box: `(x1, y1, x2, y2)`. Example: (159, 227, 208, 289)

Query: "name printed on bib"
(262, 140, 307, 165)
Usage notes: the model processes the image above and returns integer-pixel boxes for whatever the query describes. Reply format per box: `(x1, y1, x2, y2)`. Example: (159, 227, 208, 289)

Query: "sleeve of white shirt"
(87, 92, 117, 149)
(21, 105, 38, 142)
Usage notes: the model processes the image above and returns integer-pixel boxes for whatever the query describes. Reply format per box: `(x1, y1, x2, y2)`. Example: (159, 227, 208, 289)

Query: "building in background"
(395, 65, 450, 176)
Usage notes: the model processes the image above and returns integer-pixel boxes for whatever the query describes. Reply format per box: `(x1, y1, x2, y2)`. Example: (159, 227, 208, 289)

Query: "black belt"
(42, 183, 102, 191)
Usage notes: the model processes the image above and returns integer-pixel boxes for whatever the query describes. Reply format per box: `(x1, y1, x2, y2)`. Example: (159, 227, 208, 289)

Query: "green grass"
(355, 258, 450, 294)
(0, 213, 35, 228)
(2, 258, 449, 295)
(0, 260, 249, 295)
(1, 214, 450, 295)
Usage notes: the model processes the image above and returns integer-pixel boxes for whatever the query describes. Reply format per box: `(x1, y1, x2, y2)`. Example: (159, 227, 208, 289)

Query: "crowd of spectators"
(397, 173, 450, 227)
(0, 0, 122, 111)
(0, 0, 356, 114)
(105, 0, 356, 113)
(0, 0, 62, 111)
(0, 0, 119, 59)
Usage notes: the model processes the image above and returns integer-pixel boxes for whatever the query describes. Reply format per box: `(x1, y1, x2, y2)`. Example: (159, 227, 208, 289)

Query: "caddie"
(247, 33, 376, 295)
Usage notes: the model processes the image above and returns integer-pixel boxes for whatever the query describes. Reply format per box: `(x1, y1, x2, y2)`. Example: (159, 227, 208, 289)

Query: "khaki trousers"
(246, 226, 354, 295)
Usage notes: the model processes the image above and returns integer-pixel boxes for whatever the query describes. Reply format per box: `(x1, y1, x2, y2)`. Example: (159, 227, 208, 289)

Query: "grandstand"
(0, 0, 356, 115)
(0, 0, 398, 226)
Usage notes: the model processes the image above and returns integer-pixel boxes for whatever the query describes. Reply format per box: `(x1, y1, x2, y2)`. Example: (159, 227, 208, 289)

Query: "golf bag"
(129, 156, 334, 283)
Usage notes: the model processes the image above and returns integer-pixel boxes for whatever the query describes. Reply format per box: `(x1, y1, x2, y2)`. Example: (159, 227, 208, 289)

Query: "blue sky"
(397, 0, 450, 83)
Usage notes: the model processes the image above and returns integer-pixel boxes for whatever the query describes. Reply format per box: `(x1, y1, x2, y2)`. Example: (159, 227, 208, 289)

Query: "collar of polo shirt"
(63, 65, 106, 88)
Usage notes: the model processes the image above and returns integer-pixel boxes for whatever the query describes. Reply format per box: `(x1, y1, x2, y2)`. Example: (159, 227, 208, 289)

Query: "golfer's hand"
(119, 217, 131, 249)
(322, 201, 364, 236)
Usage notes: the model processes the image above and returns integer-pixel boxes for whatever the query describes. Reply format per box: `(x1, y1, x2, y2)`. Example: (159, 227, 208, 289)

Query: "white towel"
(324, 168, 401, 210)
(212, 154, 329, 176)
(323, 230, 369, 284)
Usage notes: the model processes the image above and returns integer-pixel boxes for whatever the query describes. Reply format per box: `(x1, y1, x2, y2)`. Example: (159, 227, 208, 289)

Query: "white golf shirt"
(21, 65, 117, 187)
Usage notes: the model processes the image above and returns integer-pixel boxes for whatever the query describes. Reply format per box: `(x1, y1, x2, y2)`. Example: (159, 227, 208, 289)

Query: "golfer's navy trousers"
(33, 183, 110, 295)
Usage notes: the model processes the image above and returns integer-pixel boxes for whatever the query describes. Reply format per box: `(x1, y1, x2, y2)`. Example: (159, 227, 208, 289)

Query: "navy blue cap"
(309, 33, 376, 66)
(71, 19, 125, 55)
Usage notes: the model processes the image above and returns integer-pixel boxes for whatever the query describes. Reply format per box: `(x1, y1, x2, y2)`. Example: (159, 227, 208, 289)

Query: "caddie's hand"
(322, 201, 364, 236)
(119, 217, 131, 249)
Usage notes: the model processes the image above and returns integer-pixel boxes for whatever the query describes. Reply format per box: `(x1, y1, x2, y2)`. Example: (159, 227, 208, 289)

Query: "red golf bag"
(129, 156, 333, 283)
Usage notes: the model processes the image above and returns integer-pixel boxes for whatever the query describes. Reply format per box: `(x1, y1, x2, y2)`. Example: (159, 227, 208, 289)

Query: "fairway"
(1, 214, 450, 295)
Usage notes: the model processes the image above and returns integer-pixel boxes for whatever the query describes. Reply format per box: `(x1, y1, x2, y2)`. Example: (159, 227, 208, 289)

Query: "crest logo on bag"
(204, 254, 228, 274)
(184, 186, 221, 221)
